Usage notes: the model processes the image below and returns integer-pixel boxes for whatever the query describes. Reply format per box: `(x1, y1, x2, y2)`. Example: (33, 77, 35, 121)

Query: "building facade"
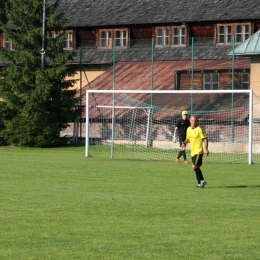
(1, 0, 260, 92)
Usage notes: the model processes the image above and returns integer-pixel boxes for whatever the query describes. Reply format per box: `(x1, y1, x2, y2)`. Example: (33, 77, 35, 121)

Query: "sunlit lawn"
(0, 146, 260, 259)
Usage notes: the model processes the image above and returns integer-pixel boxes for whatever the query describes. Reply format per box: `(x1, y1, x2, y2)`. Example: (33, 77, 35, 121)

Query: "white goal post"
(85, 89, 254, 164)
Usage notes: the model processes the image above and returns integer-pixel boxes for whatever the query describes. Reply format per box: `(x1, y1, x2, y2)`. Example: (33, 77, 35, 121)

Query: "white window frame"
(114, 29, 127, 47)
(217, 25, 232, 44)
(216, 23, 251, 45)
(172, 26, 186, 46)
(98, 28, 128, 48)
(242, 73, 249, 89)
(64, 31, 73, 49)
(235, 24, 250, 43)
(156, 28, 169, 46)
(2, 34, 15, 50)
(49, 30, 73, 49)
(155, 26, 187, 47)
(51, 31, 57, 38)
(99, 30, 112, 48)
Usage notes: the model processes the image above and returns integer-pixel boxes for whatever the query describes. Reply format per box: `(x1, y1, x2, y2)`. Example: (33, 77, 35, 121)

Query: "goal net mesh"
(86, 90, 260, 164)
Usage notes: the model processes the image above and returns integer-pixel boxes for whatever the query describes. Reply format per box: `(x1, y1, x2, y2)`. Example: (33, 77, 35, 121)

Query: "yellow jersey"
(186, 126, 207, 156)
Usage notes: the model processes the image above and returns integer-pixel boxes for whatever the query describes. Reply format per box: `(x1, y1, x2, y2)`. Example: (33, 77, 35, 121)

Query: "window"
(204, 73, 219, 90)
(216, 23, 251, 44)
(114, 30, 127, 47)
(177, 70, 250, 90)
(242, 73, 249, 89)
(155, 26, 187, 47)
(156, 28, 169, 46)
(64, 31, 73, 49)
(51, 31, 57, 38)
(172, 27, 185, 45)
(98, 29, 128, 48)
(49, 30, 74, 49)
(218, 25, 231, 44)
(2, 34, 15, 50)
(236, 25, 249, 43)
(100, 30, 112, 47)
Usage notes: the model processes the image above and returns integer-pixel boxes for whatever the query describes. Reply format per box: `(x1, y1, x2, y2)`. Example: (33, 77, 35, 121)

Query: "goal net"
(85, 90, 257, 164)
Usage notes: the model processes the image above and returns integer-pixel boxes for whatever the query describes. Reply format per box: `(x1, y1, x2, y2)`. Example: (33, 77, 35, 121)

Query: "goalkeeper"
(173, 111, 190, 164)
(182, 115, 209, 188)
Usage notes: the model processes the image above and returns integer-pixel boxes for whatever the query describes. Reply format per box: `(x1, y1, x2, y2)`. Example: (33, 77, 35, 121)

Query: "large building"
(1, 0, 260, 149)
(1, 0, 260, 94)
(53, 0, 260, 94)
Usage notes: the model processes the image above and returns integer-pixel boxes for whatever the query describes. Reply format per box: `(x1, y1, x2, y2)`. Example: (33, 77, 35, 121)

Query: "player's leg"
(180, 150, 188, 164)
(176, 149, 182, 161)
(179, 135, 188, 164)
(182, 149, 188, 164)
(175, 138, 182, 163)
(192, 154, 206, 188)
(175, 136, 188, 164)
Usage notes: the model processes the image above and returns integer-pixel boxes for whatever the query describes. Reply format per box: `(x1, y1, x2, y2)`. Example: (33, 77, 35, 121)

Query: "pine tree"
(0, 0, 81, 147)
(0, 1, 9, 25)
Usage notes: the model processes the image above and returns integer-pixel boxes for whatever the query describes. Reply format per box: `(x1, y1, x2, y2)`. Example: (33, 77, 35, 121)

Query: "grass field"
(1, 145, 260, 259)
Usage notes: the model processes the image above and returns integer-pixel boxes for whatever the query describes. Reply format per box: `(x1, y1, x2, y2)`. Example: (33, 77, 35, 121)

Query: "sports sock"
(177, 150, 182, 159)
(183, 150, 187, 160)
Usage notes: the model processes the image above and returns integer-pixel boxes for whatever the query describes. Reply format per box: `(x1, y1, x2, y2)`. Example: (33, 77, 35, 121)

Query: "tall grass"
(0, 146, 260, 259)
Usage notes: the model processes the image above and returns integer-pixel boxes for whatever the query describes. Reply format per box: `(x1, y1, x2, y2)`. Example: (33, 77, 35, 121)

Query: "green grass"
(0, 146, 260, 259)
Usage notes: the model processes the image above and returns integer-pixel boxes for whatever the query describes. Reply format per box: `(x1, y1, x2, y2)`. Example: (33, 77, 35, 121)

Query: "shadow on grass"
(209, 185, 260, 189)
(225, 185, 260, 188)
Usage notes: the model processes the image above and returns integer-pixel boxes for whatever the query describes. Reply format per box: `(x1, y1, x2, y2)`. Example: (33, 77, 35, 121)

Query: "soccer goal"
(85, 89, 255, 164)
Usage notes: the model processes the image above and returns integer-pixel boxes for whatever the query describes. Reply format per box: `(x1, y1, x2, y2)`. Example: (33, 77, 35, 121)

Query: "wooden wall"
(76, 28, 96, 47)
(130, 27, 153, 39)
(190, 24, 214, 37)
(179, 73, 204, 90)
(254, 22, 260, 32)
(73, 21, 259, 48)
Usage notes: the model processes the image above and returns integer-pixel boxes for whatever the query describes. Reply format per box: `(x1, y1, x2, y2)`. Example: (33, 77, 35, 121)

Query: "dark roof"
(0, 23, 15, 30)
(58, 0, 260, 27)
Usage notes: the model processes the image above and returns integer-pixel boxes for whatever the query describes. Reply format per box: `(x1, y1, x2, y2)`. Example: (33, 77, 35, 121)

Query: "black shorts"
(192, 154, 203, 167)
(179, 135, 186, 147)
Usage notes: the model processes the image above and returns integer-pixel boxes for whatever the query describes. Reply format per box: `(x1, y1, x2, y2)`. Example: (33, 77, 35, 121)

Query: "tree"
(0, 0, 81, 147)
(0, 0, 9, 25)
